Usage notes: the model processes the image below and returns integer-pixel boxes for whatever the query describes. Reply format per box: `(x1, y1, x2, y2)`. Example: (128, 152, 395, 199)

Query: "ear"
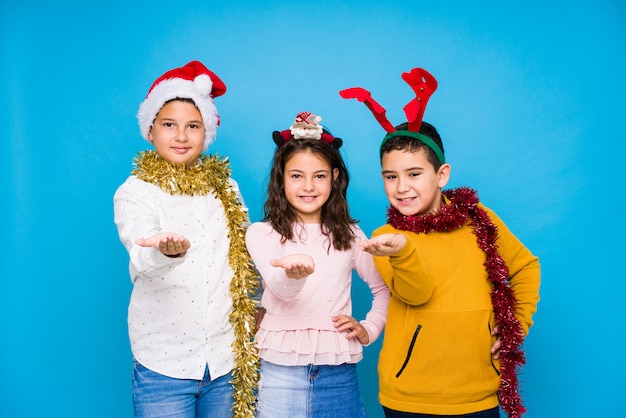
(273, 130, 292, 147)
(331, 138, 343, 149)
(333, 168, 339, 181)
(272, 131, 285, 147)
(147, 126, 154, 143)
(437, 163, 451, 188)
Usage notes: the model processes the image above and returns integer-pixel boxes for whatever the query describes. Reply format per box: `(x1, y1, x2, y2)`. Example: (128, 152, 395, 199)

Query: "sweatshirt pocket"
(395, 324, 422, 378)
(381, 308, 501, 403)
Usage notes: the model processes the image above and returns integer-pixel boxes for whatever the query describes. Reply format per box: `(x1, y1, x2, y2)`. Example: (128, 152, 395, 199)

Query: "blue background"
(2, 1, 624, 417)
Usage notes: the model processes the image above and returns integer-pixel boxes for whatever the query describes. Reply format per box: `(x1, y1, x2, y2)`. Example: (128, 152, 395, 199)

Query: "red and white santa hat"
(137, 60, 226, 151)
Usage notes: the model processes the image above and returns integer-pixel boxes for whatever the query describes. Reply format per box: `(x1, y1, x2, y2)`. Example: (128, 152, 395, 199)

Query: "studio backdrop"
(1, 1, 624, 417)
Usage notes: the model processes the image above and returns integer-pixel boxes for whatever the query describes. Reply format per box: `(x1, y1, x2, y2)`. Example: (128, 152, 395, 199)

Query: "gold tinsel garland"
(133, 150, 260, 417)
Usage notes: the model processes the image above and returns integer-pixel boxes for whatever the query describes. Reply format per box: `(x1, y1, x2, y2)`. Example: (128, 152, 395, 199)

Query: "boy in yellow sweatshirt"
(341, 68, 540, 418)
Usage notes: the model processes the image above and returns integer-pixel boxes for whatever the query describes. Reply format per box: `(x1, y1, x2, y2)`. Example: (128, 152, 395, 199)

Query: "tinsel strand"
(470, 204, 526, 418)
(387, 187, 526, 418)
(133, 150, 260, 417)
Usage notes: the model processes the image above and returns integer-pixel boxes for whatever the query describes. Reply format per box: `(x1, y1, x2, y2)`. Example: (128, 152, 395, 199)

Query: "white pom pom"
(194, 74, 213, 96)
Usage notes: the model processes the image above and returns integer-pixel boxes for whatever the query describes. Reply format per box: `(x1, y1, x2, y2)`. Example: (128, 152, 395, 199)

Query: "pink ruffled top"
(245, 222, 389, 366)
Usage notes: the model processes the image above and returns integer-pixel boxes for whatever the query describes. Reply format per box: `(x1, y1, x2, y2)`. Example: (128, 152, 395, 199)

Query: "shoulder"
(246, 222, 282, 249)
(228, 177, 240, 189)
(114, 175, 156, 197)
(349, 223, 366, 237)
(119, 175, 153, 187)
(247, 221, 275, 236)
(477, 202, 508, 228)
(371, 223, 399, 237)
(477, 201, 494, 214)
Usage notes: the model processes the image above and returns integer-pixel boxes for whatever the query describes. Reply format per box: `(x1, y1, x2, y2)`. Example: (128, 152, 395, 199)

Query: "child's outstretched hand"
(270, 254, 314, 280)
(359, 233, 407, 256)
(136, 232, 191, 257)
(333, 315, 369, 345)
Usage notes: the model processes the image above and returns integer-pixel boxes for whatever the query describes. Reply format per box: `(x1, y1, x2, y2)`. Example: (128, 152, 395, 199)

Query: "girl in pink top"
(245, 112, 390, 418)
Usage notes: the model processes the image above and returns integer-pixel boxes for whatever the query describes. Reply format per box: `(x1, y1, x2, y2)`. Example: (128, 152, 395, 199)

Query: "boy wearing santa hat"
(114, 61, 258, 418)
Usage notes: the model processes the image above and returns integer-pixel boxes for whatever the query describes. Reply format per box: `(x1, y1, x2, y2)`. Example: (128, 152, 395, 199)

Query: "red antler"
(401, 68, 438, 131)
(339, 87, 395, 133)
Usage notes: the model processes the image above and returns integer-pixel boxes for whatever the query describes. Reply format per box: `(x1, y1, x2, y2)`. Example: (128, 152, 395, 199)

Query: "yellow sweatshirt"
(373, 203, 540, 415)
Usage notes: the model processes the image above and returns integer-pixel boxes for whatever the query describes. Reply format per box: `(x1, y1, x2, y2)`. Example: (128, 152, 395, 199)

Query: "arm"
(365, 227, 434, 306)
(486, 206, 541, 335)
(113, 178, 186, 279)
(353, 229, 391, 345)
(333, 228, 392, 346)
(245, 222, 308, 301)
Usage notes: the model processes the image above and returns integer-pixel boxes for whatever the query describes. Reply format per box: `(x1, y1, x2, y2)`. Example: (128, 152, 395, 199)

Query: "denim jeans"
(132, 360, 234, 418)
(257, 359, 367, 418)
(383, 406, 500, 418)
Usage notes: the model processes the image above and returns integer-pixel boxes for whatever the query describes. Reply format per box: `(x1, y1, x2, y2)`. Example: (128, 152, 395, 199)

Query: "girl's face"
(283, 149, 338, 223)
(148, 100, 206, 167)
(381, 148, 450, 216)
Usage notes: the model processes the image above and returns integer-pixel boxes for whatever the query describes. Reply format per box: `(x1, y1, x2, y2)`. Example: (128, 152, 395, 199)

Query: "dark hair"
(263, 138, 357, 251)
(380, 121, 445, 171)
(164, 97, 196, 106)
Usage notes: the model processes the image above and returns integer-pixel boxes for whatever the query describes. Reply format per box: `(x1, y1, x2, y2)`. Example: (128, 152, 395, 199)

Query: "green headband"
(380, 130, 445, 164)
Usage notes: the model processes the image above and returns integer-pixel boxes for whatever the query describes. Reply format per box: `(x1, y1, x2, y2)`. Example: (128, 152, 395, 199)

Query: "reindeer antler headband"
(339, 68, 444, 163)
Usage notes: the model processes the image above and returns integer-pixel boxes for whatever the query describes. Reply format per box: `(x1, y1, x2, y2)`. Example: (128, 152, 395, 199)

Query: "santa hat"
(137, 60, 226, 151)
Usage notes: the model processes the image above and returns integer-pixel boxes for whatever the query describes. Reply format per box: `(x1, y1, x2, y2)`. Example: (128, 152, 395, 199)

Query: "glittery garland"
(133, 150, 260, 417)
(387, 187, 526, 418)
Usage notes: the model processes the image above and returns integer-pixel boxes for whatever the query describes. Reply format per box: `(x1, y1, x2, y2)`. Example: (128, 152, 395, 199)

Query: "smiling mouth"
(300, 196, 317, 202)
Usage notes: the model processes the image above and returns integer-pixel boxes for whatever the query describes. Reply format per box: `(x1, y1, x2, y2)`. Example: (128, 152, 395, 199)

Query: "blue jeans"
(132, 360, 234, 418)
(383, 406, 500, 418)
(257, 359, 366, 418)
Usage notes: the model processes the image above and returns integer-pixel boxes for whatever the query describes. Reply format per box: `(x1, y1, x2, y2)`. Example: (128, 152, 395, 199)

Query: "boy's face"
(381, 148, 450, 216)
(148, 100, 206, 167)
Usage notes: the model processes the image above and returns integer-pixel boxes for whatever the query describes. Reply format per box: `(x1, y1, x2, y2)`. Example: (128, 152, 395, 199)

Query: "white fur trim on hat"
(137, 75, 218, 151)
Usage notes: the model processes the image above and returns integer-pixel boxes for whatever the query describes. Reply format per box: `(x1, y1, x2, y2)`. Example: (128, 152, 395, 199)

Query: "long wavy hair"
(263, 138, 357, 251)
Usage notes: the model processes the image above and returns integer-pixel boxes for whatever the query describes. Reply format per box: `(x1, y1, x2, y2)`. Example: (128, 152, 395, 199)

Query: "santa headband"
(339, 68, 444, 164)
(137, 60, 226, 151)
(272, 111, 343, 149)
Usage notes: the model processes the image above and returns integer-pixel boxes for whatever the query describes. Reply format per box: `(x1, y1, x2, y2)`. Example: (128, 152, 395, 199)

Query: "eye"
(315, 173, 327, 179)
(188, 123, 201, 129)
(163, 122, 174, 128)
(384, 174, 397, 180)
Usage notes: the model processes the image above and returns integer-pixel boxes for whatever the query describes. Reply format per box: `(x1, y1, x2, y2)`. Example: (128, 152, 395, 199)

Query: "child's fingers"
(158, 237, 174, 251)
(135, 238, 150, 247)
(334, 317, 368, 343)
(333, 315, 356, 330)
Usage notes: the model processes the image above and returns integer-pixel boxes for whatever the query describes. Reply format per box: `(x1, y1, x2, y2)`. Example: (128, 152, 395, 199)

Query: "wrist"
(165, 251, 186, 258)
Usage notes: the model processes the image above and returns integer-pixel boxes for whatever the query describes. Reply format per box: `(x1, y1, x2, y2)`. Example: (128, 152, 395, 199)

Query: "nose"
(302, 177, 314, 191)
(397, 176, 410, 193)
(176, 127, 188, 142)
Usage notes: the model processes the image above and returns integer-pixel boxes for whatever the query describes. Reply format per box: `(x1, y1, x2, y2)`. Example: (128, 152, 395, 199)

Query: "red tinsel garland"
(387, 187, 526, 418)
